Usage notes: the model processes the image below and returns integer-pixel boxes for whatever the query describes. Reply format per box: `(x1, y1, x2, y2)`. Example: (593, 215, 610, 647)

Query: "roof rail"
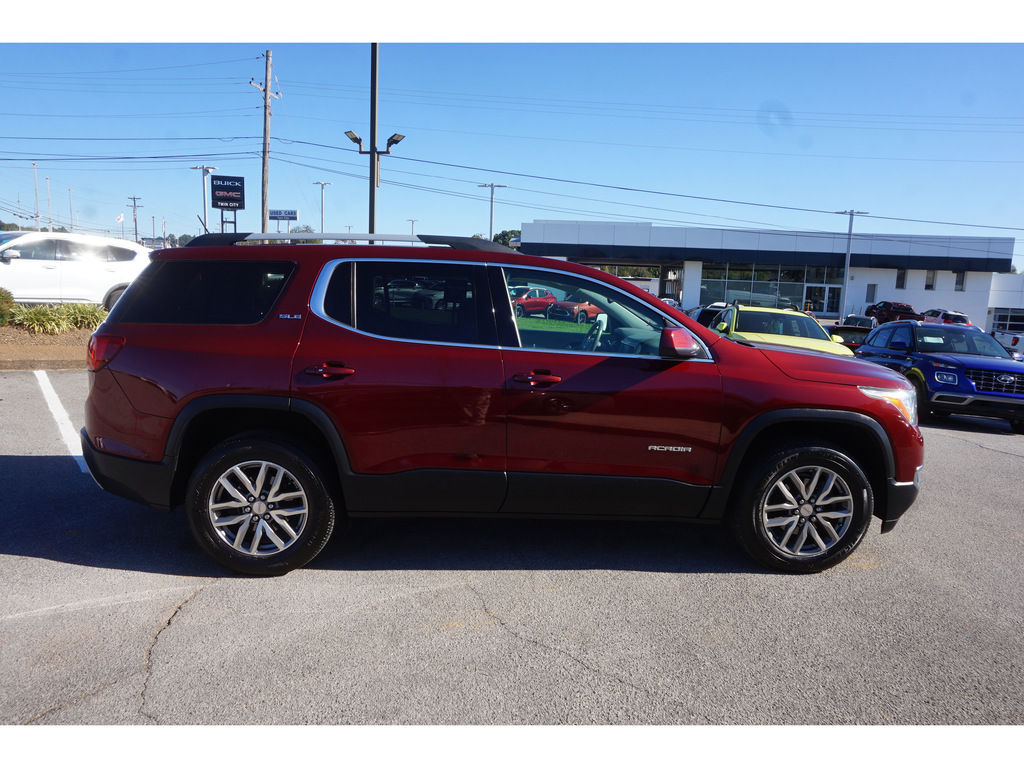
(184, 232, 518, 254)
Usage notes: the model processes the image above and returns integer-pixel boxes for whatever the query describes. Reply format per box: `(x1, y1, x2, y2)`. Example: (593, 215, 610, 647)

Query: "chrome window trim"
(308, 257, 715, 363)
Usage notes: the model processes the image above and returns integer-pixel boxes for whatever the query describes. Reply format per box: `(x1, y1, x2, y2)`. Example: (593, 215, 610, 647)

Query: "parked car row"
(0, 231, 151, 309)
(686, 299, 1022, 434)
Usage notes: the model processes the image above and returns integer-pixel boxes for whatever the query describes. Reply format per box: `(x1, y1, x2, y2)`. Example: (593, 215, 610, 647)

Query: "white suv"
(0, 231, 151, 309)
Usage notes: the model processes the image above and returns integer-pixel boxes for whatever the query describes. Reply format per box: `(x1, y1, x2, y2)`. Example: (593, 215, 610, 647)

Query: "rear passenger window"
(323, 261, 491, 346)
(110, 261, 294, 324)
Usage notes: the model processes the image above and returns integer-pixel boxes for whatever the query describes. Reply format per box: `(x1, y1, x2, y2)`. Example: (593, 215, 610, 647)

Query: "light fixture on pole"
(407, 219, 418, 236)
(191, 165, 218, 233)
(478, 183, 507, 240)
(345, 43, 407, 238)
(314, 181, 332, 232)
(836, 210, 868, 320)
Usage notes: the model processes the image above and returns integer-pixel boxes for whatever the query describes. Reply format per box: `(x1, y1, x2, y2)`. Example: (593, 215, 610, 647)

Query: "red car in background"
(865, 301, 925, 324)
(546, 291, 606, 324)
(510, 286, 557, 317)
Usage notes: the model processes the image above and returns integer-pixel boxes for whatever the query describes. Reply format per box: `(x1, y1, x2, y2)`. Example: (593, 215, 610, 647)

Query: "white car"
(0, 231, 151, 309)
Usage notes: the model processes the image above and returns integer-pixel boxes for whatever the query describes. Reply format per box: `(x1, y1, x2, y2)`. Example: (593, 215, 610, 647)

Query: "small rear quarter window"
(109, 260, 295, 325)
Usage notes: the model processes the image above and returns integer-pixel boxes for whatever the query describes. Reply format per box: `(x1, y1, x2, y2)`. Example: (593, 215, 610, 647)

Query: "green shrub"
(58, 303, 108, 330)
(10, 304, 73, 334)
(0, 287, 14, 326)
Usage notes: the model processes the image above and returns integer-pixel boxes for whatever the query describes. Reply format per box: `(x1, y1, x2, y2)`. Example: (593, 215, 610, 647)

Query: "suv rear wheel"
(186, 436, 337, 576)
(730, 443, 873, 573)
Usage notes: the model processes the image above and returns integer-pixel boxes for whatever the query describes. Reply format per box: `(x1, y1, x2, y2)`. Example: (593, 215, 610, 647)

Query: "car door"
(291, 258, 509, 515)
(495, 265, 723, 518)
(0, 237, 61, 302)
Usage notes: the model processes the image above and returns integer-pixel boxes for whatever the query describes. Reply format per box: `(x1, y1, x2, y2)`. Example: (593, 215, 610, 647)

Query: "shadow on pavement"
(0, 454, 755, 577)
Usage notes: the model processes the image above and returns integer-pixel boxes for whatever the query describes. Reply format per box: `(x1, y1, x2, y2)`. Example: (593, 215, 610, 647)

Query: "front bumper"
(878, 465, 922, 533)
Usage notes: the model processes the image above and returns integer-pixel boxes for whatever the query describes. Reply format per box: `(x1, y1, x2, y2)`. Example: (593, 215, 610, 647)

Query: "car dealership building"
(519, 220, 1022, 335)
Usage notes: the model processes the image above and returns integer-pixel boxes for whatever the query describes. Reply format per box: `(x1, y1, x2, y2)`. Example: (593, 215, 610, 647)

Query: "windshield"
(737, 309, 830, 340)
(914, 327, 1011, 358)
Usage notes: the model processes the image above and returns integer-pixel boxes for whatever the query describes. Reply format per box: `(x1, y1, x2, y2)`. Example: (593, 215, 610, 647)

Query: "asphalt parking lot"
(2, 368, 1023, 728)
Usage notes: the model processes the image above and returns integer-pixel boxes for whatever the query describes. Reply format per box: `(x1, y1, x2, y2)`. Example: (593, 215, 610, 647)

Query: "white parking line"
(33, 370, 88, 473)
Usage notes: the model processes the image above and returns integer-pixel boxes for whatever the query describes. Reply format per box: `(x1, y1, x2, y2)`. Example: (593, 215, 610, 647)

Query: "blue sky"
(4, 7, 1023, 269)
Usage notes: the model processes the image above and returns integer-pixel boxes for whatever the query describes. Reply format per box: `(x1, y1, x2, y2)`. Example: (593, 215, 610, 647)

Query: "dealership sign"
(211, 175, 245, 210)
(269, 209, 299, 221)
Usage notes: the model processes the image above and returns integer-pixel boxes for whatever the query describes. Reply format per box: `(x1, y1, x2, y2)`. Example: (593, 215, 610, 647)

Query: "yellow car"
(710, 304, 854, 356)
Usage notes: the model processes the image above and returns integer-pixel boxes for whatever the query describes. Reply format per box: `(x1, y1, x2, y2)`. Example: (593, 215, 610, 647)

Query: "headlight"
(934, 372, 958, 385)
(859, 385, 918, 426)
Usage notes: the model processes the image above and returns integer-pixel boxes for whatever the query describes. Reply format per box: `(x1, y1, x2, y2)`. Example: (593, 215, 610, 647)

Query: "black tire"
(911, 376, 933, 422)
(105, 288, 125, 310)
(514, 304, 524, 318)
(1010, 420, 1024, 435)
(729, 442, 873, 573)
(186, 436, 337, 576)
(576, 310, 588, 324)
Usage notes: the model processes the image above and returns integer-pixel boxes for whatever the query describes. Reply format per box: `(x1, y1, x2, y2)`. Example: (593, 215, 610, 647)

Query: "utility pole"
(68, 189, 74, 232)
(478, 183, 507, 240)
(836, 210, 868, 319)
(32, 162, 40, 231)
(314, 181, 332, 232)
(190, 165, 218, 233)
(45, 177, 53, 231)
(407, 219, 418, 236)
(251, 51, 280, 234)
(128, 196, 143, 242)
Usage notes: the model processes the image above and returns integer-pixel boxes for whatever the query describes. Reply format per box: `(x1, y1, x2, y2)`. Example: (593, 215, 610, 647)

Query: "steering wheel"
(583, 320, 603, 352)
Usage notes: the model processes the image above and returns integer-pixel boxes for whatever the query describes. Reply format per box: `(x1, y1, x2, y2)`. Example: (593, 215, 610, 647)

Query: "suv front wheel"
(186, 436, 337, 576)
(730, 443, 874, 573)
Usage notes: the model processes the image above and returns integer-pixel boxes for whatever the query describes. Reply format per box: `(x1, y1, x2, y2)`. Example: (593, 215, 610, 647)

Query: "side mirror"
(659, 327, 702, 359)
(1010, 351, 1024, 362)
(715, 322, 729, 334)
(831, 334, 845, 343)
(1, 249, 21, 263)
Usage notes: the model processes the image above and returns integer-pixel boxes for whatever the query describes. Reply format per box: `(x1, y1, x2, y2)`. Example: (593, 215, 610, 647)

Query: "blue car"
(856, 321, 1024, 433)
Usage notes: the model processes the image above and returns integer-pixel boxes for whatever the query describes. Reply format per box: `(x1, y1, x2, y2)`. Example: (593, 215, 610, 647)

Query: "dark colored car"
(865, 301, 925, 324)
(840, 314, 876, 329)
(685, 302, 728, 327)
(856, 320, 1024, 432)
(829, 324, 872, 352)
(81, 232, 924, 577)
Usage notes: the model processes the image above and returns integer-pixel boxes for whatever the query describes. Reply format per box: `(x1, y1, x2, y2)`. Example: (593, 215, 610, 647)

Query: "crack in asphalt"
(24, 582, 212, 725)
(461, 577, 651, 703)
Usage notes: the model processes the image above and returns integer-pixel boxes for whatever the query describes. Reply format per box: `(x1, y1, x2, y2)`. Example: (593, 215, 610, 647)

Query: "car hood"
(922, 352, 1024, 372)
(732, 332, 854, 357)
(754, 343, 912, 387)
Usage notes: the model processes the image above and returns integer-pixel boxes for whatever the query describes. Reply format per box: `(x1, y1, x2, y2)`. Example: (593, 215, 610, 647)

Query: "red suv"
(81, 233, 924, 576)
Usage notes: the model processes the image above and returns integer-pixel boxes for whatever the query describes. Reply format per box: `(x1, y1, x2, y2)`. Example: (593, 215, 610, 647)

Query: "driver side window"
(503, 268, 668, 356)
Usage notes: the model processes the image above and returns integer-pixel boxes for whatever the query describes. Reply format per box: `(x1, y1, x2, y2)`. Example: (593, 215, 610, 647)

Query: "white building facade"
(520, 220, 1016, 327)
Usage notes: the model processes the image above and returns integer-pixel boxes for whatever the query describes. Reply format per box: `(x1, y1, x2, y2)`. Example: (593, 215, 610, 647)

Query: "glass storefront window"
(780, 266, 805, 283)
(728, 263, 754, 281)
(826, 266, 845, 285)
(700, 279, 726, 305)
(806, 266, 826, 284)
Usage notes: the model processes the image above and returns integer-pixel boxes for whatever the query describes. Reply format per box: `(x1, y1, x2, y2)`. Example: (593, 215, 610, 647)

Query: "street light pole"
(837, 210, 868, 319)
(407, 219, 418, 236)
(191, 166, 218, 233)
(345, 43, 405, 239)
(314, 181, 332, 232)
(478, 183, 507, 240)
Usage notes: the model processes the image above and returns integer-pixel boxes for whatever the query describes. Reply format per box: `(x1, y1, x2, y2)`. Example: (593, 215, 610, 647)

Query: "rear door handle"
(305, 363, 356, 379)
